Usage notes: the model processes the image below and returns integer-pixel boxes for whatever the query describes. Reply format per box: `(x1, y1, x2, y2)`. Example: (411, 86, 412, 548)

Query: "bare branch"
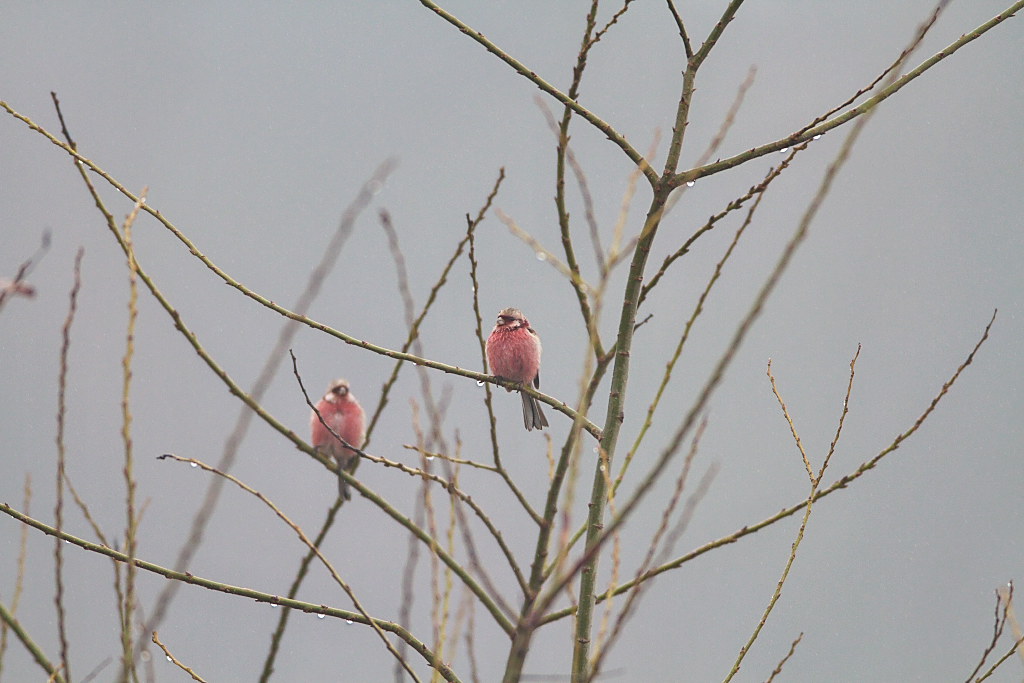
(416, 1, 655, 183)
(151, 632, 207, 683)
(1, 502, 464, 682)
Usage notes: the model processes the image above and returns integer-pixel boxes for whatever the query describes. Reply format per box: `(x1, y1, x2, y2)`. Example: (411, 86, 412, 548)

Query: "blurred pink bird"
(486, 307, 548, 431)
(310, 378, 366, 500)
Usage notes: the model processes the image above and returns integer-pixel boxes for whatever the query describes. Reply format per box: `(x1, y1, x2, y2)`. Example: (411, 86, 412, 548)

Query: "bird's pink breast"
(487, 328, 541, 384)
(311, 399, 365, 451)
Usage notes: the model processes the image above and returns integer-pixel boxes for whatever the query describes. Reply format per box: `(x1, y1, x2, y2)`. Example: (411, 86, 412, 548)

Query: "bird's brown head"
(324, 378, 351, 402)
(495, 307, 528, 330)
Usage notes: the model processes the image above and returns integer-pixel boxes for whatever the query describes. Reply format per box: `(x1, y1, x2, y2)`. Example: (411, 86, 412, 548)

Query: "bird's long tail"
(337, 469, 351, 501)
(335, 450, 358, 501)
(521, 391, 548, 431)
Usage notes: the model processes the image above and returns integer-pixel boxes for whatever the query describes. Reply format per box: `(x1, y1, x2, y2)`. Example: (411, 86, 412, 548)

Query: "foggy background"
(2, 2, 1022, 681)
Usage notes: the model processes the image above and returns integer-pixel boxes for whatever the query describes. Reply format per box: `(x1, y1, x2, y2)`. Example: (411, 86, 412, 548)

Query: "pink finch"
(310, 378, 366, 500)
(485, 307, 548, 431)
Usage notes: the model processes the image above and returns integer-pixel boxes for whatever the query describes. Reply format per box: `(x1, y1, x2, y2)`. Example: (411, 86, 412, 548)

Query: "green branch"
(0, 600, 66, 683)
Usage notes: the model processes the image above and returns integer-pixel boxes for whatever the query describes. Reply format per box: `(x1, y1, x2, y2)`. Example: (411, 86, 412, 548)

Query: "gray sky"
(2, 2, 1022, 681)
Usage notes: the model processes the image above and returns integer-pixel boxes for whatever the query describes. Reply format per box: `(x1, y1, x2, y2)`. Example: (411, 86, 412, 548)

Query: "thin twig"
(764, 633, 803, 683)
(965, 583, 1014, 682)
(0, 475, 32, 676)
(589, 0, 636, 47)
(665, 0, 693, 57)
(394, 494, 425, 683)
(973, 632, 1024, 683)
(998, 583, 1024, 668)
(54, 247, 84, 683)
(767, 359, 814, 482)
(795, 1, 948, 139)
(400, 444, 499, 472)
(548, 1, 607, 354)
(119, 189, 147, 683)
(150, 632, 207, 683)
(496, 208, 594, 295)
